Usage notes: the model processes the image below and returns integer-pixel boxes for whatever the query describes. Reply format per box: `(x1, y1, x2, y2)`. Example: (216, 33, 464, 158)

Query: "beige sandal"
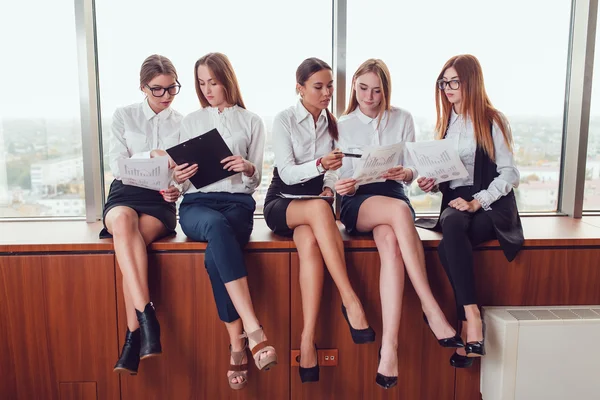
(227, 340, 248, 390)
(241, 326, 278, 371)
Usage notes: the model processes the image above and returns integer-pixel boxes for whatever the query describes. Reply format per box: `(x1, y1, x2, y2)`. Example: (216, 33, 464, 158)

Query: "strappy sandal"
(241, 326, 278, 371)
(227, 340, 248, 390)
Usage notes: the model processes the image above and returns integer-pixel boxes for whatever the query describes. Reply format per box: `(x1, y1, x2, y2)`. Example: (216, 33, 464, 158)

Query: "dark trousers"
(179, 192, 255, 323)
(438, 206, 497, 321)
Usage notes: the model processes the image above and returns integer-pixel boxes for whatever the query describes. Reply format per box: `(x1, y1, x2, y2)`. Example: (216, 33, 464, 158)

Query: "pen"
(335, 152, 362, 158)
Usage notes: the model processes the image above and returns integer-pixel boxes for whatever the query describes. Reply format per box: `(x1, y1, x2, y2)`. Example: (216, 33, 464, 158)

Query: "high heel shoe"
(449, 352, 474, 368)
(113, 328, 141, 375)
(136, 302, 162, 359)
(227, 339, 248, 390)
(376, 347, 398, 389)
(241, 326, 278, 371)
(422, 313, 464, 348)
(341, 305, 375, 344)
(465, 320, 486, 357)
(297, 344, 319, 383)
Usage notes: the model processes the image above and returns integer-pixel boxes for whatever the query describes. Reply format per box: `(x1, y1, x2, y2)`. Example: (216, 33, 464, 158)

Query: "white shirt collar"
(450, 108, 461, 124)
(207, 104, 239, 115)
(294, 99, 327, 124)
(142, 98, 172, 121)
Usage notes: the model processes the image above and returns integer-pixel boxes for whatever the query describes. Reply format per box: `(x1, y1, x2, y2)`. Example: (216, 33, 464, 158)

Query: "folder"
(166, 128, 237, 189)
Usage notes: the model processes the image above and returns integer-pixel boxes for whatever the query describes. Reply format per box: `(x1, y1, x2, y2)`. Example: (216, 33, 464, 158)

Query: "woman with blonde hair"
(104, 54, 183, 375)
(335, 58, 463, 388)
(173, 52, 276, 390)
(418, 54, 523, 368)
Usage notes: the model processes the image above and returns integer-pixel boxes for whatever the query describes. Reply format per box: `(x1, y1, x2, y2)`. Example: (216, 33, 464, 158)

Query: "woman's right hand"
(321, 148, 344, 171)
(335, 178, 357, 196)
(173, 162, 198, 184)
(417, 177, 437, 193)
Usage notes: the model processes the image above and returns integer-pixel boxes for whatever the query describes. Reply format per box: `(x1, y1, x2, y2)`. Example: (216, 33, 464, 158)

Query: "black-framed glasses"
(437, 79, 460, 90)
(145, 80, 181, 97)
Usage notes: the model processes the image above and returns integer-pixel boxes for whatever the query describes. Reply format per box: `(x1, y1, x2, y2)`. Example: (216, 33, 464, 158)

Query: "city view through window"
(1, 0, 599, 218)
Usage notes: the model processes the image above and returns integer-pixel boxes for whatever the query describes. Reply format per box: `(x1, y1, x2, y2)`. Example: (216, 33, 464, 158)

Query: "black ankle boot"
(136, 302, 162, 359)
(113, 329, 141, 375)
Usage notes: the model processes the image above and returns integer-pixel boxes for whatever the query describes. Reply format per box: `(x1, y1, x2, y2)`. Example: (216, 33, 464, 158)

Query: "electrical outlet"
(290, 348, 339, 367)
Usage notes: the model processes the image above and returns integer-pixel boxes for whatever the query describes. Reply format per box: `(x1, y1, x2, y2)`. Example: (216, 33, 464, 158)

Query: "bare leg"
(373, 225, 404, 378)
(287, 199, 369, 330)
(356, 196, 456, 339)
(464, 305, 483, 343)
(293, 225, 324, 368)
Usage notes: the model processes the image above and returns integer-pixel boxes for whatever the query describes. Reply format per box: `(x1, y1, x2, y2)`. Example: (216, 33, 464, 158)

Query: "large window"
(584, 5, 600, 211)
(347, 0, 571, 213)
(95, 0, 332, 212)
(0, 1, 85, 217)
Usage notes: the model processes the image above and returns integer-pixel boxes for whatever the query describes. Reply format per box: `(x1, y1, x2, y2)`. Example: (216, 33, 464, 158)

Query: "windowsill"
(1, 215, 600, 253)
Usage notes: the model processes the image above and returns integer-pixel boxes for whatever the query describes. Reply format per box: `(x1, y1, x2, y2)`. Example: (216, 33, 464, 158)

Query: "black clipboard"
(166, 128, 238, 189)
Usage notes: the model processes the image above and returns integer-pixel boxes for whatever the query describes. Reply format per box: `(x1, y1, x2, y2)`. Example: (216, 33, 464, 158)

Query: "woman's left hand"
(382, 165, 412, 181)
(160, 186, 181, 203)
(221, 155, 255, 177)
(319, 187, 335, 202)
(448, 197, 481, 213)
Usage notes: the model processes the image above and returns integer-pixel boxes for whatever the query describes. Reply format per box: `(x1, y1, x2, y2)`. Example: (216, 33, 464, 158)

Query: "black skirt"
(100, 179, 177, 239)
(263, 168, 331, 237)
(340, 180, 415, 235)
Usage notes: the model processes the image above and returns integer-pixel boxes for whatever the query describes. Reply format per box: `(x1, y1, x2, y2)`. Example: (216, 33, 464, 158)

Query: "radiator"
(481, 305, 600, 400)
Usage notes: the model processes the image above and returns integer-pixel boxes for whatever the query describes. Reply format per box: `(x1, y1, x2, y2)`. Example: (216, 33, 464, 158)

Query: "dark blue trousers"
(179, 192, 255, 323)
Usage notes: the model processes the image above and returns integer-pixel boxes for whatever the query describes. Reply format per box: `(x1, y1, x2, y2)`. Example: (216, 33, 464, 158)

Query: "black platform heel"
(422, 313, 464, 348)
(341, 305, 375, 344)
(297, 344, 319, 383)
(113, 328, 141, 375)
(376, 347, 398, 389)
(136, 302, 162, 359)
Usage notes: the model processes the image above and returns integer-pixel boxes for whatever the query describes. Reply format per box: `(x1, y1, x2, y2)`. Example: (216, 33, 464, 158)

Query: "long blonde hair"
(194, 53, 246, 109)
(344, 58, 392, 129)
(435, 54, 512, 161)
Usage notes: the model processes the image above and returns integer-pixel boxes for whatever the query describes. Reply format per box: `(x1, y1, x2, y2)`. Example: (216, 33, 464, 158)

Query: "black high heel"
(341, 305, 375, 344)
(297, 344, 319, 383)
(376, 347, 398, 389)
(136, 302, 162, 359)
(113, 328, 141, 375)
(449, 352, 474, 368)
(422, 313, 464, 348)
(465, 320, 486, 357)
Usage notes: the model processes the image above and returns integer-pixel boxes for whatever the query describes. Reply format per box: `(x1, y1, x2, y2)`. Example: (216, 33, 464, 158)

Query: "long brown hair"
(344, 58, 392, 129)
(139, 54, 178, 89)
(435, 54, 512, 161)
(194, 53, 246, 109)
(296, 57, 338, 141)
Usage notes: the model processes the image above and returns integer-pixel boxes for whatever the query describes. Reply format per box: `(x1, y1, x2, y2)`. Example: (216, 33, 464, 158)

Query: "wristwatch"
(316, 157, 326, 174)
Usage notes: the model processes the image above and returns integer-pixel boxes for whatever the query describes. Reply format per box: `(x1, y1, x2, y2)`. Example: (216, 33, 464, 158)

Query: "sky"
(0, 0, 591, 122)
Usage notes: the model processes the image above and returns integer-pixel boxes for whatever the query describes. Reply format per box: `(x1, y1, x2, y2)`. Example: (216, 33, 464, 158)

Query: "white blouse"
(335, 106, 417, 187)
(108, 99, 183, 180)
(272, 100, 336, 190)
(445, 109, 520, 210)
(179, 105, 265, 195)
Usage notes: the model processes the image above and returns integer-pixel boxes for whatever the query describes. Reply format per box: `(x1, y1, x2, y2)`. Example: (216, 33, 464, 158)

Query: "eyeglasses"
(145, 80, 181, 97)
(437, 79, 460, 90)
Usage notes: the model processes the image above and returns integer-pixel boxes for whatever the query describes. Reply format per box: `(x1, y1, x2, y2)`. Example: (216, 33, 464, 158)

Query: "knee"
(390, 202, 414, 226)
(440, 210, 468, 236)
(307, 200, 334, 222)
(109, 210, 137, 237)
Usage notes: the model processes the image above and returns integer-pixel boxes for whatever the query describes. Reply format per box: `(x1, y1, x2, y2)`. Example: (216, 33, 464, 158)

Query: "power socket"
(290, 348, 339, 367)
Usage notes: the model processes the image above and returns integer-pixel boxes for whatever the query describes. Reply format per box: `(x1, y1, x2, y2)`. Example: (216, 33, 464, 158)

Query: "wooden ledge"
(1, 216, 600, 253)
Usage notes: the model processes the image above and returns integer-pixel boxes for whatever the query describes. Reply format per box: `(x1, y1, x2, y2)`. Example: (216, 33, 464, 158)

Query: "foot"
(244, 326, 277, 369)
(455, 326, 468, 357)
(377, 344, 398, 378)
(227, 338, 248, 386)
(299, 338, 317, 368)
(343, 298, 369, 330)
(466, 317, 483, 343)
(422, 308, 457, 340)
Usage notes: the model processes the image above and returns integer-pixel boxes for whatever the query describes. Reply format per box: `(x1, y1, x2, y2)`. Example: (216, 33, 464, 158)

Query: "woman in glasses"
(102, 54, 183, 375)
(417, 54, 523, 368)
(334, 59, 463, 389)
(173, 52, 275, 390)
(264, 57, 374, 384)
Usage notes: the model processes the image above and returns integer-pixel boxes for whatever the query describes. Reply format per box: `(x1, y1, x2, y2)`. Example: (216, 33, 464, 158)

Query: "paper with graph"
(406, 139, 468, 183)
(351, 143, 403, 185)
(118, 156, 170, 191)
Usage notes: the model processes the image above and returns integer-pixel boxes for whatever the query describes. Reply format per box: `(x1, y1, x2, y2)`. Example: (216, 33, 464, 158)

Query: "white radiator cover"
(481, 305, 600, 400)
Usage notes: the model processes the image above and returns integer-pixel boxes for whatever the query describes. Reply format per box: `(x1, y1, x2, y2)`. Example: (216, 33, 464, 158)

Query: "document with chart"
(118, 156, 171, 191)
(406, 139, 468, 183)
(351, 143, 403, 185)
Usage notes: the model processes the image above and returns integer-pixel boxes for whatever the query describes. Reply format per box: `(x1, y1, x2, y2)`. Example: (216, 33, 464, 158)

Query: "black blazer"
(417, 141, 524, 262)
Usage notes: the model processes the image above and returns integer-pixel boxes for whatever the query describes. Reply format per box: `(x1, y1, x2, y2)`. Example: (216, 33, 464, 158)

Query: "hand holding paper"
(118, 156, 171, 191)
(351, 143, 403, 185)
(406, 139, 468, 183)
